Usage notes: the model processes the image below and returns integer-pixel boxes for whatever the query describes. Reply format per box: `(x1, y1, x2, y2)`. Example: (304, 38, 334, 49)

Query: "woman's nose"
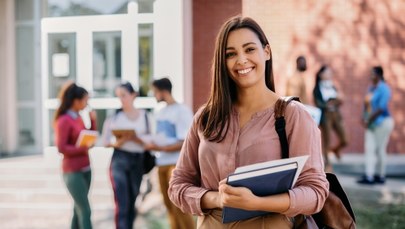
(237, 56, 248, 65)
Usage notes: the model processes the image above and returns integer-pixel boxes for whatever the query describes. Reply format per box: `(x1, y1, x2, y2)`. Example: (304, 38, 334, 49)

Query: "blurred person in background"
(286, 56, 308, 104)
(358, 66, 394, 185)
(313, 65, 347, 171)
(54, 82, 97, 229)
(101, 82, 151, 229)
(144, 77, 196, 229)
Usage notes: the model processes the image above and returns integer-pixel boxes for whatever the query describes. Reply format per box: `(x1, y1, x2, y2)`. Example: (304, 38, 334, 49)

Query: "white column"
(0, 0, 6, 153)
(183, 0, 193, 109)
(154, 0, 185, 103)
(0, 0, 18, 154)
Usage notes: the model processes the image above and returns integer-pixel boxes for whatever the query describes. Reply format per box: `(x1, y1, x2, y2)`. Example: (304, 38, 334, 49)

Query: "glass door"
(15, 0, 42, 153)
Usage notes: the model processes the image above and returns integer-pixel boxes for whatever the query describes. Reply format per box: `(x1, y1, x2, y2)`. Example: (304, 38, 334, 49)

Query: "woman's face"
(72, 94, 89, 111)
(321, 68, 333, 81)
(370, 70, 379, 85)
(116, 87, 136, 108)
(225, 28, 271, 90)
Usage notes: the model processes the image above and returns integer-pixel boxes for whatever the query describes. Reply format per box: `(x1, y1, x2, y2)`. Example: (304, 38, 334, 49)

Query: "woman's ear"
(264, 44, 271, 61)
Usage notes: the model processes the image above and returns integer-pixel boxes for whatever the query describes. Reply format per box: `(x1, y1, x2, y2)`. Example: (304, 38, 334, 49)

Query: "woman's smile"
(237, 67, 254, 75)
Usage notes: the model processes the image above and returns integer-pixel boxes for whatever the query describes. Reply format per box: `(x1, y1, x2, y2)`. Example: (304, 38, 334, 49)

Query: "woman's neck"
(70, 108, 80, 113)
(122, 105, 136, 113)
(236, 84, 278, 112)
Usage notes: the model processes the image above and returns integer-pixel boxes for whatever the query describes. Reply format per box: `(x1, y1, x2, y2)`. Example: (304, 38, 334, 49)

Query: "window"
(138, 24, 153, 96)
(93, 32, 122, 98)
(47, 0, 130, 17)
(48, 33, 76, 98)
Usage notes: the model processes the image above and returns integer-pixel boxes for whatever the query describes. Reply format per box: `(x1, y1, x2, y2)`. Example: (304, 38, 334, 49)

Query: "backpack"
(274, 97, 356, 229)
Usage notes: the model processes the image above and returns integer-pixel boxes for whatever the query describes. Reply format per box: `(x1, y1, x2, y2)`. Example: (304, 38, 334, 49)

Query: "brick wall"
(192, 0, 242, 111)
(191, 0, 404, 153)
(242, 0, 405, 153)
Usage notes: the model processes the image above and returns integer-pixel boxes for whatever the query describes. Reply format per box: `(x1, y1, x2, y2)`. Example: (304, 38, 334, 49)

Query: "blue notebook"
(222, 162, 297, 224)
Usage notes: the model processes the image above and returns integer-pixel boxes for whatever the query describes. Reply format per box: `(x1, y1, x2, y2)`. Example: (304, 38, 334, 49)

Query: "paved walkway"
(330, 153, 405, 205)
(0, 148, 169, 229)
(1, 151, 405, 228)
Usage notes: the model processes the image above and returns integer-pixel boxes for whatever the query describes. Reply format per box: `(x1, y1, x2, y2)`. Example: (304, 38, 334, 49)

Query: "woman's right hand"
(201, 191, 223, 210)
(201, 179, 227, 210)
(112, 136, 131, 148)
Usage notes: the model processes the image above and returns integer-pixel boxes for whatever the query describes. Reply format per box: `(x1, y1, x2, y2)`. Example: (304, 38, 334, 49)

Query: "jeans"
(158, 165, 195, 229)
(110, 149, 144, 229)
(63, 170, 92, 229)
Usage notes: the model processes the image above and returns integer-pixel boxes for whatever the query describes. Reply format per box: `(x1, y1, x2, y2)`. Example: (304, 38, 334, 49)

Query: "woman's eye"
(225, 52, 236, 58)
(246, 47, 255, 53)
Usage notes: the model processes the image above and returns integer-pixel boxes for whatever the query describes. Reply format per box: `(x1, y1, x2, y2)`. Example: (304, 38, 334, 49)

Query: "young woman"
(54, 82, 96, 229)
(168, 16, 328, 228)
(101, 82, 150, 229)
(358, 66, 394, 185)
(313, 65, 347, 168)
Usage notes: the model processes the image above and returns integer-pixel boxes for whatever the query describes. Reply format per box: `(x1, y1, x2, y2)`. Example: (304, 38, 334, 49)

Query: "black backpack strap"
(144, 110, 150, 134)
(274, 96, 300, 159)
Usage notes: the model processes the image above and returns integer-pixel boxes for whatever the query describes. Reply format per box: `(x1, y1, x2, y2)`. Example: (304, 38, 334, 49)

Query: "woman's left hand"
(89, 110, 97, 121)
(130, 135, 144, 145)
(144, 143, 161, 151)
(218, 182, 259, 211)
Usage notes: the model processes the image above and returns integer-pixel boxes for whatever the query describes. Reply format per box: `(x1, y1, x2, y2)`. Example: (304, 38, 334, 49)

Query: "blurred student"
(144, 78, 195, 229)
(358, 66, 394, 185)
(54, 82, 97, 229)
(313, 65, 347, 169)
(101, 82, 151, 229)
(286, 56, 308, 103)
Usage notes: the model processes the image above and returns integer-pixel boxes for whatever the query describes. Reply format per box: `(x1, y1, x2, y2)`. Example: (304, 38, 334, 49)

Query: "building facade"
(0, 0, 404, 155)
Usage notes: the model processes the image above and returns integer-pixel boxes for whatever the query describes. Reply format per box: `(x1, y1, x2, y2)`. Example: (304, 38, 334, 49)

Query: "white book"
(234, 155, 309, 187)
(228, 162, 298, 182)
(223, 155, 309, 223)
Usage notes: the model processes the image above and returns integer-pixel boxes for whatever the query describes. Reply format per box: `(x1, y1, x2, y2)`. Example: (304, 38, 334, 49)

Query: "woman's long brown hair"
(198, 16, 275, 142)
(54, 82, 88, 122)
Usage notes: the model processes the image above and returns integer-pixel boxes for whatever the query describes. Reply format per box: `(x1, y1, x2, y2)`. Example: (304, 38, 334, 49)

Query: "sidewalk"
(1, 151, 404, 228)
(331, 153, 405, 177)
(0, 148, 169, 229)
(331, 153, 405, 205)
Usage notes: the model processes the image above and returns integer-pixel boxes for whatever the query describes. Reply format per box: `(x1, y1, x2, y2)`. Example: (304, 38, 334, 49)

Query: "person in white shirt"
(101, 82, 151, 229)
(145, 78, 195, 229)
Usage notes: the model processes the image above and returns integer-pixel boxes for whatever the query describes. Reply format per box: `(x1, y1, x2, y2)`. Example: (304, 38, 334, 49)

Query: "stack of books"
(222, 155, 308, 223)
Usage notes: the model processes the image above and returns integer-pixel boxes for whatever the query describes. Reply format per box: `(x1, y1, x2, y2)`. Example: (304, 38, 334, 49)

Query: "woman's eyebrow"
(226, 42, 257, 50)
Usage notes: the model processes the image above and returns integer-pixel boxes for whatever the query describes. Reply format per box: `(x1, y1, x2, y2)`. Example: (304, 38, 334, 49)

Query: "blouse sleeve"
(282, 102, 329, 217)
(168, 113, 210, 216)
(56, 117, 88, 156)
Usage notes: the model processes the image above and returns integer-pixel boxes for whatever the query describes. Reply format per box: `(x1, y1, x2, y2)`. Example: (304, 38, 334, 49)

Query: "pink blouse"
(168, 101, 329, 217)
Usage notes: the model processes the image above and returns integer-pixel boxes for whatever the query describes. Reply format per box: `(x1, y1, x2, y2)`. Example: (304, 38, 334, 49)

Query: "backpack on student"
(274, 97, 356, 229)
(143, 110, 156, 174)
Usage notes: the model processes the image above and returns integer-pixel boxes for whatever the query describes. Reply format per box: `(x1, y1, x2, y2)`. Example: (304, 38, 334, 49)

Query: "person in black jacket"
(313, 65, 347, 170)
